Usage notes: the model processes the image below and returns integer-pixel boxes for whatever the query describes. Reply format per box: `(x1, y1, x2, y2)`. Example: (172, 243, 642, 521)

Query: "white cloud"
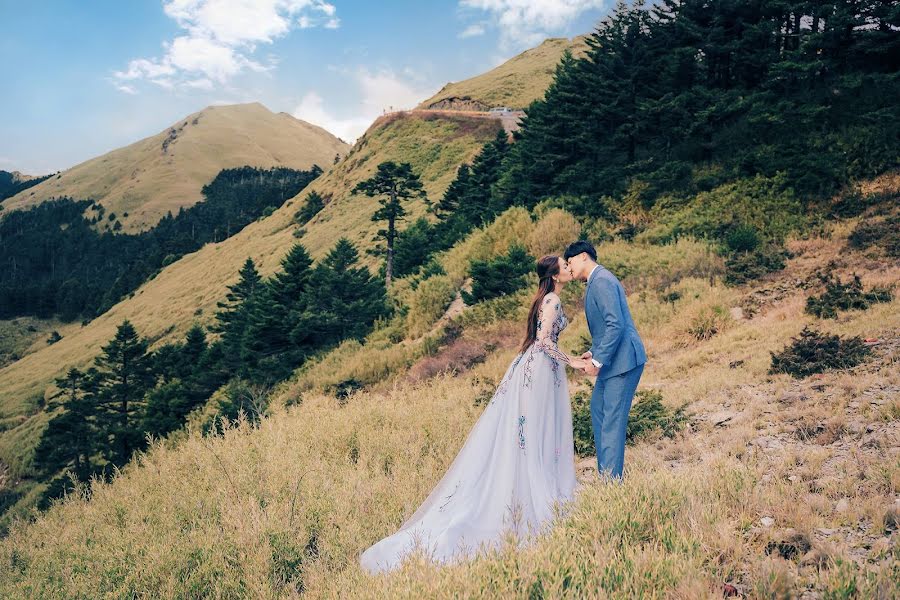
(114, 83, 138, 95)
(292, 91, 372, 142)
(292, 69, 432, 143)
(114, 0, 338, 92)
(459, 23, 487, 38)
(460, 0, 605, 49)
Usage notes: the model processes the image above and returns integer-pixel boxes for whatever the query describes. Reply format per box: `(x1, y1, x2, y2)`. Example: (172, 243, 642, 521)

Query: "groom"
(564, 240, 647, 480)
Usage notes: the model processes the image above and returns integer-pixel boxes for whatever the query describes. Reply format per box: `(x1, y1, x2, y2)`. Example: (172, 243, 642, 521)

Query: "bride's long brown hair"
(520, 255, 560, 353)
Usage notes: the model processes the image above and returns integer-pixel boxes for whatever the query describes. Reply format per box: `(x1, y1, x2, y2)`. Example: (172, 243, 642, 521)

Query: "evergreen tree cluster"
(498, 0, 899, 210)
(381, 0, 897, 291)
(383, 129, 512, 280)
(0, 165, 322, 322)
(31, 237, 387, 509)
(462, 245, 535, 305)
(293, 190, 326, 225)
(0, 170, 53, 202)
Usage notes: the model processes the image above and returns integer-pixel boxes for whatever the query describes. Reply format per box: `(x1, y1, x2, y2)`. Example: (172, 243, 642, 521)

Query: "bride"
(360, 255, 589, 574)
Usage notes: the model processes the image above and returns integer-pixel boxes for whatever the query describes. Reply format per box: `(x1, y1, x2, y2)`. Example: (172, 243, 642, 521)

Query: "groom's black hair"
(564, 240, 597, 261)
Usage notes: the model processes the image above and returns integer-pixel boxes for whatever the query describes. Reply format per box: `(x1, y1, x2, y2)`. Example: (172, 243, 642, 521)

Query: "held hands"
(568, 358, 589, 371)
(580, 351, 600, 376)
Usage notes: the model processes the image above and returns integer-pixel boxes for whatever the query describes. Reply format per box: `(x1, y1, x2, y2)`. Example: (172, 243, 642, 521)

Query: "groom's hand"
(580, 351, 592, 360)
(583, 363, 600, 376)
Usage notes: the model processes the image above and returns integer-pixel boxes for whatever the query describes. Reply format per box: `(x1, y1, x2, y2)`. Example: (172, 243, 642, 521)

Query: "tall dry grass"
(2, 196, 898, 599)
(0, 374, 754, 599)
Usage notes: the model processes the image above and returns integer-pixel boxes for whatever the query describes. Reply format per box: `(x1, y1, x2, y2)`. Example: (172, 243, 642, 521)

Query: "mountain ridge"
(417, 36, 588, 111)
(1, 102, 348, 232)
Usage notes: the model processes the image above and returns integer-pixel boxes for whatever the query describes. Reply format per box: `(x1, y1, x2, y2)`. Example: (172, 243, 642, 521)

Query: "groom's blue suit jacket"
(585, 265, 647, 379)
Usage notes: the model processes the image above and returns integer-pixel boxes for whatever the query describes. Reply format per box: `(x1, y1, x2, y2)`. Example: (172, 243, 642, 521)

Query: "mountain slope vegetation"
(417, 36, 588, 110)
(0, 111, 504, 528)
(1, 103, 347, 232)
(0, 1, 898, 596)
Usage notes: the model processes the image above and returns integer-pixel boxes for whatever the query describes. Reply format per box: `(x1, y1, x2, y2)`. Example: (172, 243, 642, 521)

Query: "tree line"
(0, 165, 322, 322)
(0, 170, 53, 202)
(353, 0, 898, 290)
(31, 237, 386, 509)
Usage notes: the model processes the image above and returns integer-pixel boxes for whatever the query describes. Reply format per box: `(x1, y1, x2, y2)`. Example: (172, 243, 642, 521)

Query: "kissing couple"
(361, 239, 647, 574)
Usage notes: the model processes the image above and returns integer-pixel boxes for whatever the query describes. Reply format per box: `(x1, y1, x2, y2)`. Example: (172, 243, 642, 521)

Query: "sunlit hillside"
(417, 36, 588, 111)
(0, 111, 503, 517)
(1, 103, 348, 232)
(2, 0, 898, 593)
(1, 197, 897, 598)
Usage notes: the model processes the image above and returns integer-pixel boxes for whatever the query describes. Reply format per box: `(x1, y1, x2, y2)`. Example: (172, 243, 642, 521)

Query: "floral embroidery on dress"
(522, 351, 536, 388)
(517, 415, 526, 449)
(490, 352, 524, 404)
(531, 295, 570, 388)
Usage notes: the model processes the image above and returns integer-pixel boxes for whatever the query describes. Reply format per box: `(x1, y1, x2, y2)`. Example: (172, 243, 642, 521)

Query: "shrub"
(525, 208, 582, 257)
(724, 244, 788, 286)
(828, 187, 896, 219)
(407, 338, 488, 382)
(440, 207, 533, 282)
(687, 305, 730, 341)
(572, 389, 686, 455)
(454, 292, 528, 329)
(462, 245, 534, 305)
(847, 214, 900, 258)
(406, 275, 457, 338)
(626, 390, 688, 443)
(599, 238, 723, 287)
(294, 190, 325, 225)
(645, 175, 805, 244)
(769, 327, 871, 378)
(328, 379, 364, 404)
(724, 224, 761, 253)
(805, 273, 893, 319)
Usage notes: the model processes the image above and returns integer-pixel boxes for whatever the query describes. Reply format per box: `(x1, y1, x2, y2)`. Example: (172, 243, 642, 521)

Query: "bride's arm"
(535, 295, 579, 365)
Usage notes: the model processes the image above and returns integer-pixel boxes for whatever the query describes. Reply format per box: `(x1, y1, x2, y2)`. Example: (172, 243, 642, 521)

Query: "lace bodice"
(533, 293, 571, 364)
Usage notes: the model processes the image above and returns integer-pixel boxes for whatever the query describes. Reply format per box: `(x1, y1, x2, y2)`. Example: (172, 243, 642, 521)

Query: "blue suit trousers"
(590, 363, 644, 479)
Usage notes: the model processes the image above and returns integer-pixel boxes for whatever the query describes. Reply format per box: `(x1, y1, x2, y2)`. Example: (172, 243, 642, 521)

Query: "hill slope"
(1, 103, 348, 232)
(417, 36, 588, 111)
(1, 208, 896, 597)
(0, 112, 502, 487)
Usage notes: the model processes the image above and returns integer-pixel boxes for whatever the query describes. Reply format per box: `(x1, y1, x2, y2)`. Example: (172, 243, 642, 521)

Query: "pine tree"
(353, 161, 426, 287)
(292, 238, 388, 348)
(240, 244, 314, 382)
(467, 128, 510, 222)
(294, 190, 326, 225)
(142, 325, 207, 438)
(213, 257, 261, 369)
(391, 218, 434, 278)
(432, 164, 471, 218)
(34, 368, 100, 479)
(93, 320, 155, 466)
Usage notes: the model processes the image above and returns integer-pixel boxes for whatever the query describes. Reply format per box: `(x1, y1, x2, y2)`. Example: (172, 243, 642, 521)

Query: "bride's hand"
(569, 358, 587, 370)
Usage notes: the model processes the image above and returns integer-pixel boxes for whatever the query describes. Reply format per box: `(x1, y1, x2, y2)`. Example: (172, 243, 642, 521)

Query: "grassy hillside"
(0, 112, 502, 501)
(1, 201, 896, 597)
(1, 103, 348, 232)
(0, 318, 75, 370)
(417, 36, 588, 111)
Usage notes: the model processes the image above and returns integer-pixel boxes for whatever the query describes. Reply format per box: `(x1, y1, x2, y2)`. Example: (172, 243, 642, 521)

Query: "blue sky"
(0, 1, 609, 174)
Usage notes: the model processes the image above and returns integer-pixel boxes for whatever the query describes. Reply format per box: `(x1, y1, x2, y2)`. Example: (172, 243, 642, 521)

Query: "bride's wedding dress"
(360, 293, 577, 574)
